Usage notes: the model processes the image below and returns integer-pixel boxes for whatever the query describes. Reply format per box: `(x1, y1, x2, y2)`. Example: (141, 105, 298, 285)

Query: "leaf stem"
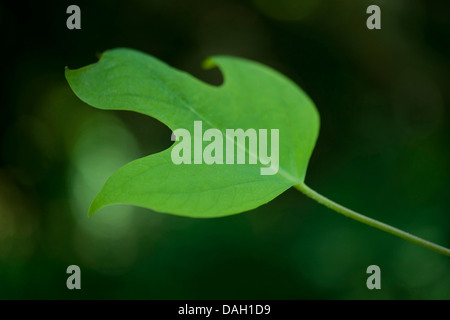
(295, 184, 450, 257)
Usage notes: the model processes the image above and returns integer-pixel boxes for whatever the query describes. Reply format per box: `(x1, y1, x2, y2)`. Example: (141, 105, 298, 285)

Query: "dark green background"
(0, 0, 449, 299)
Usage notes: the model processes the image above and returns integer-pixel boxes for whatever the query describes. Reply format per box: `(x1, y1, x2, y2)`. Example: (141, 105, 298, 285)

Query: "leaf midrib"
(150, 70, 300, 185)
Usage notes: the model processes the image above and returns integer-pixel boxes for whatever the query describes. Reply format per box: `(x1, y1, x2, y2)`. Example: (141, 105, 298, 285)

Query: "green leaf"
(65, 48, 450, 256)
(66, 48, 320, 217)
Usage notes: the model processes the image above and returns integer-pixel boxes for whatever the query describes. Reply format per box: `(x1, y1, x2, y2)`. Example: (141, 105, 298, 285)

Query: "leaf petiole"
(295, 184, 450, 257)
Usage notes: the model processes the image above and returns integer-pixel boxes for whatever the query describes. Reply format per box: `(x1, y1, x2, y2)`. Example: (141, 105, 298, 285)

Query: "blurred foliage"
(0, 0, 449, 299)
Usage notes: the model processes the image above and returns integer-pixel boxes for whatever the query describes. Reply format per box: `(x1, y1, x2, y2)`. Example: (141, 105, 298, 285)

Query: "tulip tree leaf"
(65, 48, 450, 257)
(65, 48, 319, 217)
